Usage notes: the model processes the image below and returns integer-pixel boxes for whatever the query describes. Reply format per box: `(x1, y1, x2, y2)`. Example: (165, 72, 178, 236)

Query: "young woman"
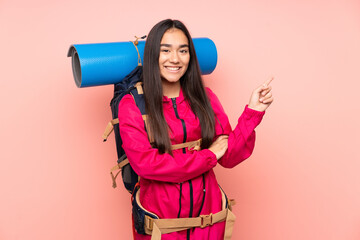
(118, 19, 273, 240)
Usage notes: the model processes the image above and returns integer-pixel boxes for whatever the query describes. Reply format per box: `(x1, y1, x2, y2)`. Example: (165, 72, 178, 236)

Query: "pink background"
(1, 0, 360, 239)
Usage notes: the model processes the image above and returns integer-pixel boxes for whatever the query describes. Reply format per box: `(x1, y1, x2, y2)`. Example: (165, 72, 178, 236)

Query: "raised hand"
(248, 77, 274, 112)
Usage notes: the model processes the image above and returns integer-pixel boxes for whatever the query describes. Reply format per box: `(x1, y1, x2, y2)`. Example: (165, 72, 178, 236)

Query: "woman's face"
(159, 28, 190, 84)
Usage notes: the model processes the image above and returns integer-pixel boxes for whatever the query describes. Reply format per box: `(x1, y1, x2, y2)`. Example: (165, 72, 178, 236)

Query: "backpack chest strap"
(171, 139, 202, 151)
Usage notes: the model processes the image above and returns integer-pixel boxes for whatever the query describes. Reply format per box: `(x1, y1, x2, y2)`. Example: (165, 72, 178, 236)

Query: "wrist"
(247, 104, 264, 112)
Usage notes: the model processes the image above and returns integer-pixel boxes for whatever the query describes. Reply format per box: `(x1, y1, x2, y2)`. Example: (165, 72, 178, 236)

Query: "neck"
(162, 80, 181, 98)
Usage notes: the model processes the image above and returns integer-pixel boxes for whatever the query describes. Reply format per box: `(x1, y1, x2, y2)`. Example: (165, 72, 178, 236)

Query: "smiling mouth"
(165, 66, 181, 71)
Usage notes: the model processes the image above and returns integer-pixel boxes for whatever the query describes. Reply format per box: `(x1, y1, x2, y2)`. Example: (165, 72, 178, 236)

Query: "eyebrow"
(160, 44, 189, 48)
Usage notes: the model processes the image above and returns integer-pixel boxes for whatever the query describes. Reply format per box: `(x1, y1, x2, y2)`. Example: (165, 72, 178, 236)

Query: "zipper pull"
(171, 98, 177, 109)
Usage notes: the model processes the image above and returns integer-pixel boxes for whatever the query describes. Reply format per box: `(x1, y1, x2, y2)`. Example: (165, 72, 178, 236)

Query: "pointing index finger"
(263, 77, 274, 87)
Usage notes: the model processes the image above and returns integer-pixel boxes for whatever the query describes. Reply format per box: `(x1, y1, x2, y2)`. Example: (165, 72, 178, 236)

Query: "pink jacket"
(118, 87, 265, 240)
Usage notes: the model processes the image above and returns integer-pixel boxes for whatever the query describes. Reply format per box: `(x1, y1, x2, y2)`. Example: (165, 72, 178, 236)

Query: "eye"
(180, 49, 188, 54)
(160, 49, 170, 53)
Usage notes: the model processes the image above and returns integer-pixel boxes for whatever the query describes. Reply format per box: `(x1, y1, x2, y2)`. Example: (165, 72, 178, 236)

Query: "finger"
(254, 80, 268, 92)
(218, 143, 228, 152)
(263, 77, 274, 87)
(259, 92, 272, 102)
(261, 86, 272, 96)
(257, 80, 272, 93)
(217, 135, 229, 140)
(220, 137, 229, 143)
(217, 140, 228, 149)
(213, 136, 223, 143)
(212, 136, 228, 147)
(216, 143, 226, 151)
(263, 91, 273, 99)
(217, 137, 228, 145)
(262, 96, 274, 104)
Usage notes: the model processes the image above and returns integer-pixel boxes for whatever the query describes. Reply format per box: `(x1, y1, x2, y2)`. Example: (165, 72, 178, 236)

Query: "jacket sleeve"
(118, 94, 218, 183)
(206, 88, 266, 168)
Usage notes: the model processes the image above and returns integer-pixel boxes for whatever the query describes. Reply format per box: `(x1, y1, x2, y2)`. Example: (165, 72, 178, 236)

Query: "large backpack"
(102, 65, 146, 193)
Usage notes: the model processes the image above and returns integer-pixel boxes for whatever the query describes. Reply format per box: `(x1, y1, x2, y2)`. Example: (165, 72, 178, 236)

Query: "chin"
(161, 74, 183, 83)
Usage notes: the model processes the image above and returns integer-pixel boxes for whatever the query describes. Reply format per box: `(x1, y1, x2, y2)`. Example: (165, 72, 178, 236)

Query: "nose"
(170, 51, 179, 63)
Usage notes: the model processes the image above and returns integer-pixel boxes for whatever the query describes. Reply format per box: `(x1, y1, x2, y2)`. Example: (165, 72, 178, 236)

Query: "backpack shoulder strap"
(129, 82, 154, 143)
(129, 82, 145, 114)
(102, 82, 145, 142)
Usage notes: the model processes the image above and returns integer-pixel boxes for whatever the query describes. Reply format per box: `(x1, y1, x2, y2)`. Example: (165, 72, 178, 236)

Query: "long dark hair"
(143, 19, 215, 154)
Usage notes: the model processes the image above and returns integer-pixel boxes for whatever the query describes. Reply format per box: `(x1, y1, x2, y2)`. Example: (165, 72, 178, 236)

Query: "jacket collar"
(162, 87, 186, 104)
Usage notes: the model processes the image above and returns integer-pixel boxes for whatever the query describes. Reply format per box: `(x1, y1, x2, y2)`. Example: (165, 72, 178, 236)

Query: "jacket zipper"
(188, 179, 194, 238)
(171, 98, 187, 152)
(171, 98, 192, 240)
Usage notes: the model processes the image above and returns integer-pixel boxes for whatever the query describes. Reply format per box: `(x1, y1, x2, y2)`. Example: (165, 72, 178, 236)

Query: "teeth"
(166, 67, 180, 70)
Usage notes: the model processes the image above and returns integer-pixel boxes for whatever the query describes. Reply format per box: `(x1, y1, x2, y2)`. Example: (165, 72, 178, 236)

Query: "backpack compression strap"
(102, 119, 119, 142)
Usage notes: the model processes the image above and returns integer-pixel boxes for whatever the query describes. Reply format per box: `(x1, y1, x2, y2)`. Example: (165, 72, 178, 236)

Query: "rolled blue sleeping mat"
(67, 38, 217, 88)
